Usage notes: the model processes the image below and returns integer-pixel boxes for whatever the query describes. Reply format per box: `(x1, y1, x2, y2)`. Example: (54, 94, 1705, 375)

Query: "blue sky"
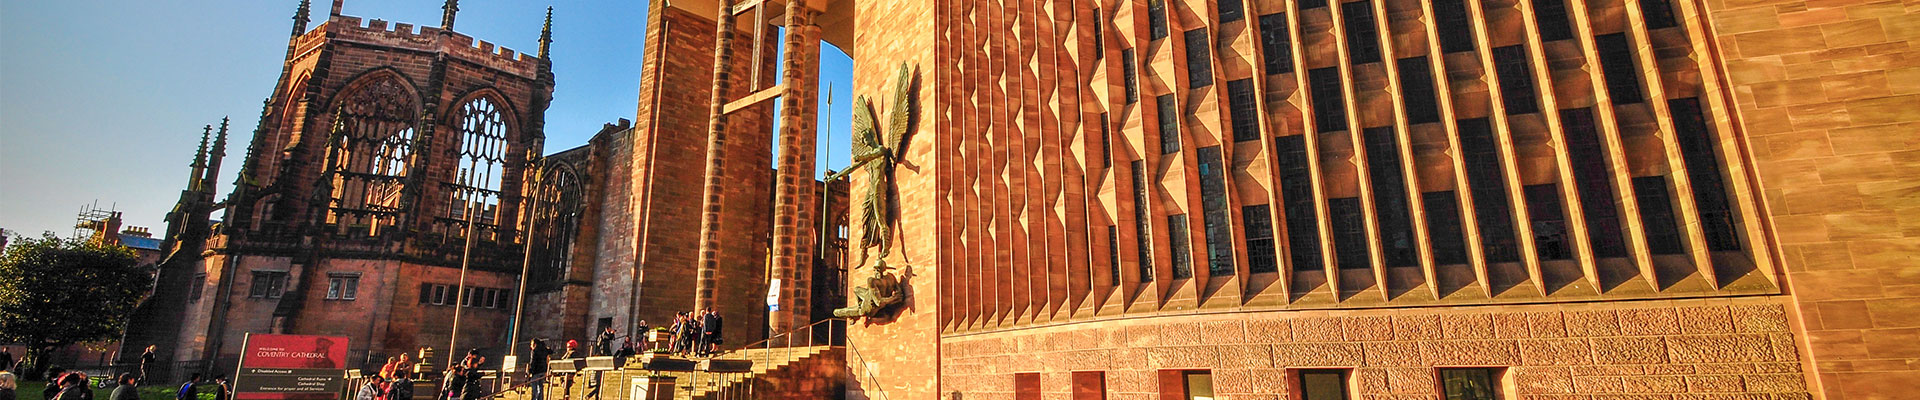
(0, 0, 856, 238)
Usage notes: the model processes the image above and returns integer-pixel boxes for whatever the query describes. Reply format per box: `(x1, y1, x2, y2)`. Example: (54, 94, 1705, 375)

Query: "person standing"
(0, 348, 13, 372)
(592, 327, 615, 357)
(54, 372, 92, 400)
(458, 352, 485, 400)
(175, 373, 201, 400)
(699, 309, 723, 357)
(208, 377, 231, 400)
(384, 371, 412, 400)
(558, 340, 577, 360)
(139, 346, 156, 383)
(525, 340, 551, 400)
(41, 367, 66, 400)
(109, 374, 139, 400)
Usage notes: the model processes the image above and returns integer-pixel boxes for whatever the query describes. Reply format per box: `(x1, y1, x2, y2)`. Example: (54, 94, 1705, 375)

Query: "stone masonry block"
(1667, 334, 1775, 363)
(1730, 304, 1792, 333)
(1247, 368, 1289, 394)
(1393, 314, 1441, 340)
(1687, 375, 1747, 392)
(1293, 317, 1345, 342)
(1211, 368, 1255, 394)
(1422, 340, 1522, 365)
(1355, 367, 1390, 394)
(1146, 346, 1217, 369)
(1621, 376, 1687, 393)
(1743, 374, 1809, 393)
(1573, 376, 1626, 393)
(1567, 310, 1624, 337)
(1246, 319, 1293, 343)
(1617, 308, 1682, 336)
(1590, 336, 1670, 364)
(1512, 366, 1576, 394)
(1201, 320, 1248, 345)
(1272, 343, 1364, 367)
(1519, 338, 1596, 366)
(1678, 306, 1737, 334)
(1385, 367, 1436, 394)
(1527, 312, 1569, 338)
(1217, 344, 1275, 369)
(1442, 313, 1497, 339)
(1344, 315, 1396, 341)
(1363, 341, 1426, 367)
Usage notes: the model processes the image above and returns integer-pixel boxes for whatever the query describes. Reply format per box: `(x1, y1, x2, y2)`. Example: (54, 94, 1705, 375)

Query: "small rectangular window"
(1633, 176, 1686, 255)
(1099, 112, 1113, 167)
(1015, 373, 1041, 400)
(1148, 0, 1170, 40)
(1434, 0, 1476, 53)
(1297, 369, 1351, 400)
(189, 273, 207, 301)
(1525, 183, 1572, 261)
(1562, 108, 1629, 258)
(1596, 33, 1645, 105)
(1670, 98, 1741, 251)
(1219, 0, 1247, 22)
(1259, 13, 1295, 75)
(1492, 46, 1540, 115)
(1185, 29, 1215, 88)
(1439, 368, 1505, 400)
(1243, 205, 1279, 273)
(1364, 127, 1418, 267)
(343, 277, 357, 300)
(1458, 119, 1521, 262)
(1329, 197, 1369, 269)
(419, 284, 433, 304)
(1228, 79, 1260, 142)
(1181, 371, 1214, 400)
(1342, 1, 1383, 64)
(1198, 146, 1235, 277)
(1424, 191, 1470, 265)
(1107, 225, 1123, 283)
(1091, 8, 1105, 58)
(1277, 136, 1325, 271)
(1397, 57, 1442, 124)
(1123, 49, 1140, 104)
(1640, 0, 1681, 30)
(1310, 68, 1348, 132)
(250, 271, 287, 299)
(1072, 371, 1106, 400)
(1533, 0, 1575, 41)
(1301, 0, 1329, 10)
(1132, 160, 1156, 281)
(433, 285, 448, 305)
(326, 278, 342, 300)
(1168, 214, 1194, 279)
(1158, 94, 1181, 154)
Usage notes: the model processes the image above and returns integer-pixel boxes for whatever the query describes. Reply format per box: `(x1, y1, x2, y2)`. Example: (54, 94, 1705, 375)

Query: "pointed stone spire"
(441, 0, 460, 32)
(187, 125, 212, 191)
(203, 117, 231, 193)
(330, 0, 343, 17)
(537, 6, 554, 59)
(292, 0, 312, 37)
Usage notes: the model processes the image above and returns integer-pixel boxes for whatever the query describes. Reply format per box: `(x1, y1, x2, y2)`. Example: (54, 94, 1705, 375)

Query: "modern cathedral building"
(128, 0, 1915, 398)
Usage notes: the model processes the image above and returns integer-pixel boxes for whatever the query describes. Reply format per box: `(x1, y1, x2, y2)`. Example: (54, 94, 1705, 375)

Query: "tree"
(0, 232, 152, 376)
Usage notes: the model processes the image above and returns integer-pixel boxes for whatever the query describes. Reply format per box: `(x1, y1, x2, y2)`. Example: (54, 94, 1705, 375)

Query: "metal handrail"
(711, 318, 843, 358)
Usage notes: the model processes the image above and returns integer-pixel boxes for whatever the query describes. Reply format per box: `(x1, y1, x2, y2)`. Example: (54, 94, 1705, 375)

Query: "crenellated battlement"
(309, 15, 543, 77)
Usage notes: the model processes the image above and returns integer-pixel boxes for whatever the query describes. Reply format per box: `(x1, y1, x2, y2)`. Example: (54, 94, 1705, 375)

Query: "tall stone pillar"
(769, 1, 822, 334)
(691, 0, 739, 312)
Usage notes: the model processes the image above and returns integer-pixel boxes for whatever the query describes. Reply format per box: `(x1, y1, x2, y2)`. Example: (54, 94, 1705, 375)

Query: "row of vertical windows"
(1633, 176, 1687, 255)
(1342, 0, 1383, 65)
(1642, 0, 1681, 30)
(1364, 127, 1419, 267)
(1219, 0, 1247, 23)
(1158, 94, 1181, 154)
(1169, 214, 1194, 279)
(1099, 112, 1113, 167)
(1329, 197, 1369, 269)
(325, 274, 360, 300)
(1122, 49, 1139, 104)
(1397, 57, 1442, 124)
(1671, 98, 1742, 251)
(1148, 0, 1170, 40)
(1423, 191, 1471, 265)
(1493, 45, 1541, 115)
(1259, 13, 1295, 75)
(1090, 8, 1104, 59)
(1434, 0, 1476, 53)
(1228, 79, 1260, 142)
(1106, 225, 1123, 282)
(1310, 68, 1348, 132)
(1277, 136, 1325, 271)
(1458, 119, 1522, 263)
(1185, 29, 1214, 88)
(1243, 205, 1280, 273)
(1596, 33, 1645, 105)
(1534, 0, 1575, 42)
(1525, 183, 1573, 261)
(1024, 368, 1507, 400)
(250, 271, 289, 298)
(1301, 0, 1329, 11)
(1198, 146, 1236, 277)
(417, 284, 514, 308)
(1132, 160, 1156, 281)
(1562, 108, 1631, 258)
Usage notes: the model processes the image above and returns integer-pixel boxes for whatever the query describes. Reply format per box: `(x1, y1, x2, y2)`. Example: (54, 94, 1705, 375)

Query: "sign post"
(230, 333, 350, 400)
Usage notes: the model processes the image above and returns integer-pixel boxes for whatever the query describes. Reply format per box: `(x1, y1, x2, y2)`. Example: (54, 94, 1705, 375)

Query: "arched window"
(530, 165, 583, 286)
(448, 97, 510, 238)
(325, 75, 416, 236)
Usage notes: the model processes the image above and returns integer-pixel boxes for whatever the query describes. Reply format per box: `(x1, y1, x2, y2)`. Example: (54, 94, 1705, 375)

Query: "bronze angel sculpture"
(830, 63, 913, 319)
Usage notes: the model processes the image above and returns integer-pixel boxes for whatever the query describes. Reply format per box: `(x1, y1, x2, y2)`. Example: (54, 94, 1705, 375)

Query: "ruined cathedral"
(123, 0, 848, 380)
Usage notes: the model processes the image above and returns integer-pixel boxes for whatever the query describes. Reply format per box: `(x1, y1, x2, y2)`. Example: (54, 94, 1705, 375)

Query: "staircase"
(664, 346, 841, 400)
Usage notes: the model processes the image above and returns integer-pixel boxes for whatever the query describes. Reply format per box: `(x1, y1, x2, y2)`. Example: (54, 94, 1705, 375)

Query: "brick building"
(637, 0, 1920, 398)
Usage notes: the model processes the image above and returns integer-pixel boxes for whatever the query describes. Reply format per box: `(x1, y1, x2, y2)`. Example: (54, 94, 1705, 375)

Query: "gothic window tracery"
(448, 97, 511, 239)
(324, 75, 416, 236)
(530, 165, 583, 286)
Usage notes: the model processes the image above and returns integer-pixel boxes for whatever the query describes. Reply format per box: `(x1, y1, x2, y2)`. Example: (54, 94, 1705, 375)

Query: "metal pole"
(448, 188, 479, 367)
(509, 159, 544, 359)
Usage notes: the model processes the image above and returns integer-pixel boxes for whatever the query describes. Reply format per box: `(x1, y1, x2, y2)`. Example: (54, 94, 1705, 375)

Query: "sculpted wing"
(886, 63, 912, 153)
(852, 95, 877, 155)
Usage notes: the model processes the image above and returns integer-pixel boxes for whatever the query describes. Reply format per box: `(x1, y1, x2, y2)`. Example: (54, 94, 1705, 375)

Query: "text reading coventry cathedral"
(123, 0, 1919, 398)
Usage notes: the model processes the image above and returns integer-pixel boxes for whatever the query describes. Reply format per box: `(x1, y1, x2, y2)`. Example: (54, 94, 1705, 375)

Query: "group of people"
(352, 353, 418, 400)
(666, 309, 725, 357)
(0, 347, 228, 400)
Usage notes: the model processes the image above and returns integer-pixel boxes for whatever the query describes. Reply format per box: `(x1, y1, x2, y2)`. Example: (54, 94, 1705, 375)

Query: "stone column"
(691, 0, 739, 312)
(769, 0, 822, 334)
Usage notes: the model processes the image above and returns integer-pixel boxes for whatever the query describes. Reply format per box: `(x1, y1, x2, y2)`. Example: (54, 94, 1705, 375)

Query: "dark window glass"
(1259, 13, 1296, 75)
(1123, 49, 1140, 104)
(1301, 0, 1329, 10)
(1633, 176, 1686, 255)
(1298, 370, 1351, 400)
(419, 283, 433, 304)
(1100, 112, 1113, 167)
(1277, 136, 1326, 271)
(1670, 98, 1741, 251)
(1342, 0, 1383, 64)
(1439, 368, 1504, 400)
(1107, 225, 1124, 282)
(1434, 0, 1476, 53)
(1169, 214, 1194, 279)
(189, 274, 206, 301)
(1198, 146, 1236, 277)
(1424, 191, 1470, 265)
(1229, 79, 1260, 142)
(1016, 373, 1041, 400)
(1640, 0, 1681, 30)
(1492, 45, 1540, 114)
(1310, 68, 1349, 132)
(1596, 33, 1645, 105)
(1458, 119, 1521, 262)
(1159, 94, 1182, 154)
(1149, 0, 1170, 40)
(1364, 127, 1418, 267)
(1181, 371, 1215, 400)
(1561, 108, 1629, 258)
(1397, 56, 1442, 124)
(1186, 29, 1215, 88)
(1328, 197, 1370, 269)
(1133, 160, 1157, 281)
(1091, 8, 1105, 59)
(1220, 0, 1247, 22)
(1243, 205, 1280, 273)
(1533, 0, 1574, 41)
(1525, 183, 1572, 261)
(1072, 371, 1107, 400)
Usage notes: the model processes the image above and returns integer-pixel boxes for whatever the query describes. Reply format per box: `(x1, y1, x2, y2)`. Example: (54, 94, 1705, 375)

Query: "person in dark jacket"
(591, 328, 615, 357)
(209, 377, 231, 400)
(110, 374, 139, 400)
(54, 372, 92, 400)
(176, 373, 201, 400)
(385, 371, 412, 400)
(698, 309, 723, 357)
(458, 352, 485, 400)
(41, 367, 67, 400)
(525, 340, 550, 400)
(139, 346, 156, 383)
(0, 348, 13, 372)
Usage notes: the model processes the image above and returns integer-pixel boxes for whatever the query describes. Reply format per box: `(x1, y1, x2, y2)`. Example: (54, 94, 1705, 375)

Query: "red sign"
(233, 334, 350, 400)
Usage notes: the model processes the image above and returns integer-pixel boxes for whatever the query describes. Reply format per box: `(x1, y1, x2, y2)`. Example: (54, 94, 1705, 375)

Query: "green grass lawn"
(15, 381, 217, 400)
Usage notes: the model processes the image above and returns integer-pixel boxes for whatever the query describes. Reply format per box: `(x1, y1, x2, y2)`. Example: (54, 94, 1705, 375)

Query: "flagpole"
(509, 159, 544, 360)
(448, 187, 479, 367)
